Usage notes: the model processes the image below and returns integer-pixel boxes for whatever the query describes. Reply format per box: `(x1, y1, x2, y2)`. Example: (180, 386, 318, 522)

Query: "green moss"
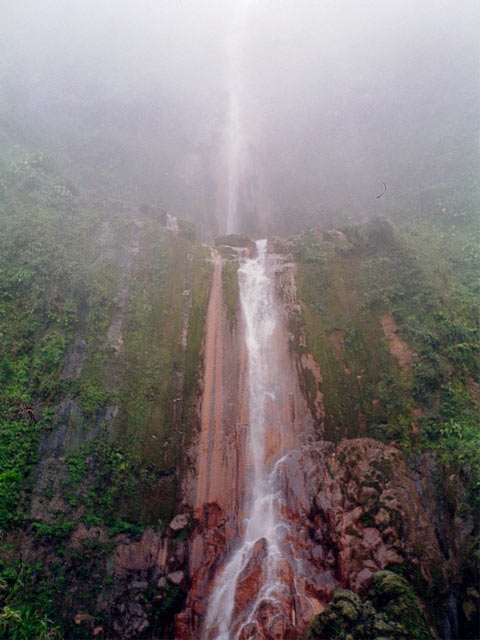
(294, 229, 410, 440)
(222, 257, 240, 330)
(31, 519, 77, 541)
(0, 143, 212, 635)
(177, 218, 196, 242)
(214, 234, 251, 248)
(293, 221, 479, 471)
(305, 571, 434, 640)
(183, 243, 212, 434)
(31, 333, 66, 399)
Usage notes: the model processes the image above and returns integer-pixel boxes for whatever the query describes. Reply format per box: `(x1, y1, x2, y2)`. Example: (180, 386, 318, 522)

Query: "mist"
(1, 0, 479, 235)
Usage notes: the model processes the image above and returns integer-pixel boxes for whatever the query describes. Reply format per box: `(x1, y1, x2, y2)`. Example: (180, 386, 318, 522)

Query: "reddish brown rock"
(302, 438, 447, 598)
(381, 314, 413, 368)
(178, 251, 317, 639)
(233, 538, 268, 619)
(114, 528, 168, 579)
(177, 249, 451, 640)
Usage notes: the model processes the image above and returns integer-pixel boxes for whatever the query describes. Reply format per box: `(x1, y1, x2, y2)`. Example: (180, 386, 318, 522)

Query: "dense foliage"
(0, 143, 211, 636)
(305, 571, 433, 640)
(291, 217, 479, 502)
(291, 215, 479, 638)
(0, 121, 478, 636)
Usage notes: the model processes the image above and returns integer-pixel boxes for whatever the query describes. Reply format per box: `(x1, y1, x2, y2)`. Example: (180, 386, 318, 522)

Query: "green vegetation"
(0, 144, 212, 528)
(0, 123, 478, 637)
(305, 571, 433, 640)
(214, 234, 252, 248)
(293, 223, 414, 443)
(0, 142, 211, 634)
(0, 561, 62, 639)
(292, 217, 479, 502)
(213, 237, 243, 329)
(222, 258, 240, 329)
(294, 215, 479, 638)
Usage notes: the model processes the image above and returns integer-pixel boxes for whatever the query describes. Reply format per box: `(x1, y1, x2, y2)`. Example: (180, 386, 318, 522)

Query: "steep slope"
(284, 219, 479, 639)
(178, 220, 479, 640)
(0, 146, 211, 638)
(0, 141, 478, 639)
(179, 239, 320, 639)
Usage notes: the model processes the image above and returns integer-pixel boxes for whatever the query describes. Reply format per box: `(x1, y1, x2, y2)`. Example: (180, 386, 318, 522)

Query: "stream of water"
(203, 239, 294, 639)
(225, 0, 253, 234)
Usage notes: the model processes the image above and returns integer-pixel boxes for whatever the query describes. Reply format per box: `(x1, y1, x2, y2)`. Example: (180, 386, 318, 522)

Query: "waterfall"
(203, 239, 296, 639)
(225, 0, 253, 235)
(166, 213, 179, 234)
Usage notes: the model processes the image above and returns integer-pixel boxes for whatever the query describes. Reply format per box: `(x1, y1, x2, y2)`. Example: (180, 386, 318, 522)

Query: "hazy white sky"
(1, 0, 478, 231)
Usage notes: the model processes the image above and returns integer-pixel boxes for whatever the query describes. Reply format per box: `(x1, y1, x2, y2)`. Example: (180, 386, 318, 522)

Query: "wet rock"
(61, 336, 87, 379)
(176, 244, 452, 640)
(353, 567, 373, 592)
(130, 580, 148, 590)
(175, 540, 187, 564)
(178, 246, 318, 639)
(74, 613, 94, 625)
(233, 538, 268, 618)
(115, 528, 168, 578)
(169, 513, 189, 531)
(256, 599, 296, 640)
(238, 621, 258, 639)
(168, 570, 185, 586)
(128, 602, 143, 616)
(70, 523, 107, 550)
(175, 610, 193, 639)
(300, 437, 447, 619)
(132, 616, 149, 634)
(374, 508, 390, 528)
(362, 527, 382, 550)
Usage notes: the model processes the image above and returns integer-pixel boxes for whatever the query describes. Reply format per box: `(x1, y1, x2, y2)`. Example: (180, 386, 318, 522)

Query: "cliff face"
(178, 242, 319, 639)
(283, 222, 479, 639)
(177, 246, 247, 637)
(0, 147, 213, 638)
(0, 148, 478, 640)
(177, 223, 478, 640)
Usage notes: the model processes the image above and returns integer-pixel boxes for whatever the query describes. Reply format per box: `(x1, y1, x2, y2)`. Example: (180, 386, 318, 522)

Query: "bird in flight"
(376, 181, 387, 198)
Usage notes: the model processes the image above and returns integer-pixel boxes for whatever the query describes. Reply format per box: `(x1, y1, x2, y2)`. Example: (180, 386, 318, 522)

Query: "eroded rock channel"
(178, 240, 320, 639)
(175, 233, 476, 640)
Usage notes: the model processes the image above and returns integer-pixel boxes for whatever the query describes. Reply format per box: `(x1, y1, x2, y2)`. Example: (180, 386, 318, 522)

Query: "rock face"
(101, 526, 190, 639)
(176, 244, 461, 640)
(180, 428, 452, 639)
(4, 142, 477, 639)
(27, 226, 465, 639)
(177, 249, 247, 637)
(178, 249, 319, 638)
(302, 439, 446, 598)
(234, 437, 449, 638)
(1, 206, 214, 638)
(380, 314, 414, 369)
(305, 571, 434, 640)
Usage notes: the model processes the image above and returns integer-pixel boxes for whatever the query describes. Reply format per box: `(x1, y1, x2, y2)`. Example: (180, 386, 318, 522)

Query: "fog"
(1, 0, 479, 235)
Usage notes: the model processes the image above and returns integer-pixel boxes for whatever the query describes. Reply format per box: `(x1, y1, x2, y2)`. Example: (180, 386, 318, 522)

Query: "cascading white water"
(203, 5, 300, 636)
(225, 0, 253, 234)
(166, 213, 179, 234)
(203, 239, 294, 639)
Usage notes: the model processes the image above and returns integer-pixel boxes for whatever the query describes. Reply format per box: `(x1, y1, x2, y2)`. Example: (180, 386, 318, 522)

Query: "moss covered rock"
(305, 571, 433, 640)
